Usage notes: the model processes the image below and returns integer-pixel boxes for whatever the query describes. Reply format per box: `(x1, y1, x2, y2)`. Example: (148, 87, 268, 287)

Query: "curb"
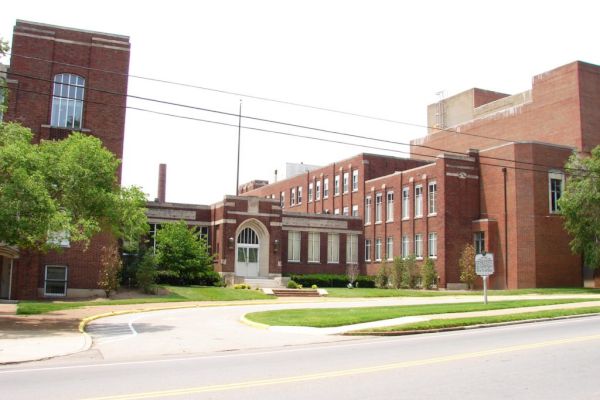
(239, 316, 269, 330)
(343, 312, 600, 336)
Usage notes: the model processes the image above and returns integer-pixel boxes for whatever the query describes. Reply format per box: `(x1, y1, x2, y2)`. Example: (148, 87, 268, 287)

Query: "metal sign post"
(475, 252, 494, 305)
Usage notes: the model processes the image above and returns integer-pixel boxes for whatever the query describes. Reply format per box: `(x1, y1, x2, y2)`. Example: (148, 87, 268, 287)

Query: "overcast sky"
(2, 1, 599, 204)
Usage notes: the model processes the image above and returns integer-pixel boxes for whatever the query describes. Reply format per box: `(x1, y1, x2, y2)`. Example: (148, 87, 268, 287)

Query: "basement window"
(44, 265, 68, 297)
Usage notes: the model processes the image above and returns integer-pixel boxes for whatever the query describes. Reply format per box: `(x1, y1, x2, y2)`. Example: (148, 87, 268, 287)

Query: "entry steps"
(243, 278, 283, 289)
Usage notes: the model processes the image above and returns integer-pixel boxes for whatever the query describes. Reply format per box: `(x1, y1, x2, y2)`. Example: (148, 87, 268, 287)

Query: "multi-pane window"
(549, 171, 564, 213)
(402, 187, 410, 219)
(415, 234, 423, 259)
(375, 238, 382, 261)
(316, 180, 321, 200)
(343, 206, 349, 216)
(308, 232, 320, 262)
(324, 178, 329, 198)
(402, 235, 409, 258)
(334, 208, 340, 215)
(415, 185, 423, 217)
(44, 265, 68, 296)
(365, 239, 372, 261)
(386, 191, 394, 221)
(352, 170, 359, 191)
(343, 172, 349, 193)
(352, 205, 359, 217)
(474, 232, 485, 255)
(375, 193, 383, 222)
(428, 232, 438, 258)
(290, 188, 296, 206)
(297, 186, 303, 204)
(280, 192, 285, 208)
(287, 231, 301, 262)
(428, 182, 437, 215)
(347, 234, 358, 264)
(327, 233, 339, 263)
(51, 73, 85, 129)
(386, 237, 393, 261)
(334, 175, 340, 195)
(308, 183, 313, 202)
(365, 196, 372, 224)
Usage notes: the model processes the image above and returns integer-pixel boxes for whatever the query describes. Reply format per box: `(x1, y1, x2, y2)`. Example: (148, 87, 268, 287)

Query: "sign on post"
(475, 253, 494, 304)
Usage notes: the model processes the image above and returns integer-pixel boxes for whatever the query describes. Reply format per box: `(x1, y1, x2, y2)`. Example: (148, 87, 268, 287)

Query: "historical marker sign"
(475, 253, 494, 276)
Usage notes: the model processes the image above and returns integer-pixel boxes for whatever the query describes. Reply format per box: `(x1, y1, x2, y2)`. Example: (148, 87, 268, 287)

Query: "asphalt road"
(3, 314, 600, 399)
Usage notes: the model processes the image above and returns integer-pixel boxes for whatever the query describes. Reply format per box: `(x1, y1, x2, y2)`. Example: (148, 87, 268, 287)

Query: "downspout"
(502, 167, 508, 289)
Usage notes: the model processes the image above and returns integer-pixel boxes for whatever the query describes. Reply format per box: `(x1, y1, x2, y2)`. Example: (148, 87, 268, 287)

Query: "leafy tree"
(403, 255, 420, 289)
(0, 123, 148, 250)
(459, 244, 477, 289)
(559, 147, 600, 269)
(136, 252, 158, 294)
(155, 221, 214, 284)
(98, 245, 122, 297)
(421, 258, 437, 289)
(374, 261, 390, 288)
(389, 257, 405, 289)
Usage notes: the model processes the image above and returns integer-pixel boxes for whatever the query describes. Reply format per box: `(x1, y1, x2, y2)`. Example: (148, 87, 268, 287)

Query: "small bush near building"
(98, 245, 123, 297)
(390, 257, 406, 289)
(290, 273, 376, 288)
(421, 258, 437, 289)
(136, 252, 157, 294)
(287, 280, 299, 289)
(375, 262, 390, 288)
(233, 283, 251, 290)
(459, 244, 477, 289)
(402, 255, 420, 289)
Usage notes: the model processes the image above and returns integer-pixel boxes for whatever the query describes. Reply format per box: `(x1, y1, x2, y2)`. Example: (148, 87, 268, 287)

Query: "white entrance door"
(236, 227, 260, 277)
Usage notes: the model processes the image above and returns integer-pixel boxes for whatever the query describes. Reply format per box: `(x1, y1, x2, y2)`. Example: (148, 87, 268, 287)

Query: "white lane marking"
(2, 314, 600, 375)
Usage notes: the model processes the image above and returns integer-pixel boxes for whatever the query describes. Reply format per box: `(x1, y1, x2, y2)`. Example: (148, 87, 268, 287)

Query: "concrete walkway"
(2, 294, 600, 364)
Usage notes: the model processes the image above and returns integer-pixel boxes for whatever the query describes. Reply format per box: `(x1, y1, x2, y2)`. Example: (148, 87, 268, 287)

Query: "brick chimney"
(158, 163, 167, 203)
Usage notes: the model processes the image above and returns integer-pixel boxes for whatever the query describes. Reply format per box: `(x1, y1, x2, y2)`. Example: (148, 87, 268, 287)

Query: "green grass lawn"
(17, 285, 273, 315)
(325, 287, 600, 298)
(245, 298, 592, 327)
(354, 307, 600, 333)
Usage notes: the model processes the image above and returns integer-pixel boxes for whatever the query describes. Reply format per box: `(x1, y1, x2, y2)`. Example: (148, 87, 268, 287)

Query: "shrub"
(198, 270, 224, 287)
(459, 244, 477, 289)
(390, 257, 405, 289)
(311, 284, 318, 289)
(403, 255, 420, 289)
(287, 280, 299, 289)
(421, 258, 437, 289)
(346, 263, 360, 285)
(136, 253, 157, 294)
(233, 283, 251, 289)
(289, 273, 376, 288)
(374, 261, 390, 288)
(98, 245, 122, 297)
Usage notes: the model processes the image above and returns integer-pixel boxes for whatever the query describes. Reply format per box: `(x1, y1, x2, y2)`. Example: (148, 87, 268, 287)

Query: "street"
(2, 314, 600, 399)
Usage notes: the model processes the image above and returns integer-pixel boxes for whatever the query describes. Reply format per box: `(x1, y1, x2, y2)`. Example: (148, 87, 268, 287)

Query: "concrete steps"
(270, 289, 322, 297)
(243, 278, 282, 289)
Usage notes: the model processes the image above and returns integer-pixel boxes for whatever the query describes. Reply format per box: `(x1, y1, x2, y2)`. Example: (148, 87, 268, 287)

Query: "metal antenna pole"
(236, 100, 242, 196)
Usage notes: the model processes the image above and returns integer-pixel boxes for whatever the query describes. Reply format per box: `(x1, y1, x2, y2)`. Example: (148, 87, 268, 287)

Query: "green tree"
(459, 244, 477, 289)
(136, 252, 158, 294)
(98, 244, 122, 297)
(421, 258, 437, 289)
(559, 147, 600, 269)
(389, 257, 405, 289)
(403, 255, 420, 289)
(155, 221, 214, 284)
(0, 122, 148, 250)
(374, 261, 390, 288)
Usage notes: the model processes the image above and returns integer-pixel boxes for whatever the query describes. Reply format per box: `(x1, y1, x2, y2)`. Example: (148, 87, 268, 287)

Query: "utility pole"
(236, 100, 242, 196)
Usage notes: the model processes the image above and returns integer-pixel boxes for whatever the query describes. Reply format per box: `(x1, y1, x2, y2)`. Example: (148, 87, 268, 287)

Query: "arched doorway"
(236, 227, 260, 277)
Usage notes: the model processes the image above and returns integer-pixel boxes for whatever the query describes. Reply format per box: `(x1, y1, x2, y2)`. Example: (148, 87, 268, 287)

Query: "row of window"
(365, 182, 437, 224)
(365, 232, 438, 261)
(281, 170, 360, 208)
(287, 232, 359, 264)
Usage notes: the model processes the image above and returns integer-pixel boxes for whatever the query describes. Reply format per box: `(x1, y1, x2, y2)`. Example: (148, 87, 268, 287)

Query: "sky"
(2, 1, 599, 204)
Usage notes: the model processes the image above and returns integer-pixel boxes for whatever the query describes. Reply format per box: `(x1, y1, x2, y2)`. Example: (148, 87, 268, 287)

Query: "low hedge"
(289, 273, 375, 288)
(155, 269, 223, 286)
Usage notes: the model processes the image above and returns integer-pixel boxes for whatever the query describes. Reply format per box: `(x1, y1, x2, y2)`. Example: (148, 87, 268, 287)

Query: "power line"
(6, 70, 580, 173)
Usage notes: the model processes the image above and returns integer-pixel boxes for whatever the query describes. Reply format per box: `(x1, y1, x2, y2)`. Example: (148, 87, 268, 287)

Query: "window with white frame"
(51, 73, 85, 129)
(308, 183, 313, 202)
(343, 172, 349, 193)
(474, 231, 485, 255)
(290, 188, 296, 206)
(402, 235, 409, 258)
(44, 265, 68, 296)
(47, 230, 70, 248)
(334, 175, 340, 195)
(402, 187, 410, 219)
(428, 232, 437, 258)
(343, 206, 349, 216)
(347, 234, 358, 264)
(365, 239, 372, 261)
(549, 171, 564, 214)
(375, 193, 383, 222)
(386, 191, 394, 221)
(316, 180, 321, 200)
(287, 231, 301, 262)
(327, 233, 339, 263)
(386, 236, 393, 260)
(324, 178, 329, 198)
(365, 196, 372, 224)
(352, 170, 359, 191)
(428, 182, 437, 215)
(415, 185, 423, 217)
(375, 238, 382, 261)
(352, 205, 359, 217)
(280, 192, 285, 208)
(308, 232, 320, 262)
(334, 208, 340, 215)
(415, 234, 423, 259)
(297, 186, 303, 204)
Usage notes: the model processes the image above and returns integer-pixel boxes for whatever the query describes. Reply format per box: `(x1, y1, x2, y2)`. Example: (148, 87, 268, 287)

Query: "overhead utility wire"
(7, 70, 580, 173)
(4, 84, 588, 179)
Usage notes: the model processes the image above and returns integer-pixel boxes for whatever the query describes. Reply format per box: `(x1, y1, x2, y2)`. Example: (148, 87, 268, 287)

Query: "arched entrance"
(234, 219, 270, 278)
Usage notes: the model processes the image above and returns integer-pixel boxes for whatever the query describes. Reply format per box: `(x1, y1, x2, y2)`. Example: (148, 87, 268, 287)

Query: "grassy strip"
(245, 299, 591, 327)
(17, 286, 272, 315)
(325, 287, 600, 298)
(354, 306, 600, 333)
